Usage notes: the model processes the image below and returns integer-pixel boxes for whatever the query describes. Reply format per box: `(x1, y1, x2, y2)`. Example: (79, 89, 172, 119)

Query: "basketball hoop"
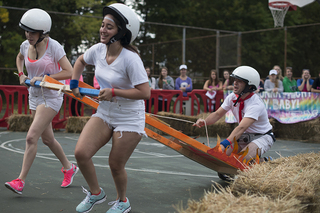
(269, 1, 294, 27)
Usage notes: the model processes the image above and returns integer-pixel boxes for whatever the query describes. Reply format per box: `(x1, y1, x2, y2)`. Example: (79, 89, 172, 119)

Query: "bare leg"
(41, 122, 71, 169)
(74, 117, 112, 194)
(109, 132, 141, 201)
(19, 105, 63, 181)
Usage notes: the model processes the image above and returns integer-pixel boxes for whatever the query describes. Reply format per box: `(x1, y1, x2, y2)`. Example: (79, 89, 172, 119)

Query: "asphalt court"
(1, 128, 320, 213)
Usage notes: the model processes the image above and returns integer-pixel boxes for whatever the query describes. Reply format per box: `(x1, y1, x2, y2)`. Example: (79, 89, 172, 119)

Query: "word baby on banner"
(224, 91, 320, 124)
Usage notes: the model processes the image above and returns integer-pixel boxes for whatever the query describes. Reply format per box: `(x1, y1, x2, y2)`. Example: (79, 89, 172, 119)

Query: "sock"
(92, 189, 101, 196)
(120, 198, 127, 203)
(65, 164, 73, 171)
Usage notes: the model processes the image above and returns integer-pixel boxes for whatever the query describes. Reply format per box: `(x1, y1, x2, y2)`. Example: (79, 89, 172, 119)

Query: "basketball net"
(269, 2, 292, 27)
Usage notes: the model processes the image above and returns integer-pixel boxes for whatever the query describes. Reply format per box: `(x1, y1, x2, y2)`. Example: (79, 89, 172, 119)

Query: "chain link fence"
(1, 6, 320, 88)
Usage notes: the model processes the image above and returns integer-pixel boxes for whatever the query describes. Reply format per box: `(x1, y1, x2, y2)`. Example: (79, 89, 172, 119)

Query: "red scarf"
(232, 93, 254, 122)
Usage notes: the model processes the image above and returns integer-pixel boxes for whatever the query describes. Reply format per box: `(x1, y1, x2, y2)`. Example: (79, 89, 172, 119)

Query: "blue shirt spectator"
(297, 69, 314, 92)
(175, 64, 192, 97)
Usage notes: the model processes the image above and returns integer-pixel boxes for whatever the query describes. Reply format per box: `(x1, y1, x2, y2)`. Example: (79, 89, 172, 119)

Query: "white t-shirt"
(221, 93, 272, 134)
(20, 37, 65, 98)
(83, 43, 148, 112)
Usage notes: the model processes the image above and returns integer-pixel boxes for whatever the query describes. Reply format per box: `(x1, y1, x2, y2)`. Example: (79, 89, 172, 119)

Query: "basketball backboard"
(269, 0, 315, 9)
(268, 0, 315, 27)
(285, 0, 314, 7)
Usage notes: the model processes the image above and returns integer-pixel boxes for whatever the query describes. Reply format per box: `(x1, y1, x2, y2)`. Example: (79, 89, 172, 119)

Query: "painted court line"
(0, 136, 218, 178)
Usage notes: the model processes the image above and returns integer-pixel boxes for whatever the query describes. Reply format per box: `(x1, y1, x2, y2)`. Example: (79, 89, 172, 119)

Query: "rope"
(203, 119, 210, 147)
(40, 80, 48, 108)
(147, 113, 194, 124)
(58, 85, 66, 95)
(146, 113, 211, 147)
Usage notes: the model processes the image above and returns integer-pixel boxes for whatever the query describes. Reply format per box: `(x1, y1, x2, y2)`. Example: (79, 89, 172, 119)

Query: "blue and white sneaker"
(106, 198, 131, 213)
(76, 186, 107, 213)
(263, 156, 273, 162)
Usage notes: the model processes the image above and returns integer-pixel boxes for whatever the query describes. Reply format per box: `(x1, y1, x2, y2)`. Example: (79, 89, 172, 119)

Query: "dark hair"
(111, 15, 140, 55)
(223, 70, 233, 86)
(158, 67, 168, 88)
(208, 69, 220, 87)
(145, 67, 151, 78)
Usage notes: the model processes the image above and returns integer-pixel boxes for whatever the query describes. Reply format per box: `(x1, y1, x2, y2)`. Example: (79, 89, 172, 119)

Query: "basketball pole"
(284, 26, 287, 69)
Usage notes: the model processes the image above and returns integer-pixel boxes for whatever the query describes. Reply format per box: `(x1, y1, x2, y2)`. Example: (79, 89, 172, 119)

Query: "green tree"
(133, 0, 320, 83)
(0, 0, 124, 85)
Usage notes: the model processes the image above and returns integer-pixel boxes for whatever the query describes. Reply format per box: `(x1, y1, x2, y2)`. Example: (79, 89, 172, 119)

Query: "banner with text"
(224, 91, 320, 124)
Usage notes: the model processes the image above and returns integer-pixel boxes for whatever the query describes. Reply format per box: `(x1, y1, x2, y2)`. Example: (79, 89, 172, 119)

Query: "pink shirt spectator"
(93, 76, 100, 89)
(65, 75, 83, 85)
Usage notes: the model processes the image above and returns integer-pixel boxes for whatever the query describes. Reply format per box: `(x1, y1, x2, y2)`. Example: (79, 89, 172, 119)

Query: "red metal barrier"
(145, 90, 186, 114)
(145, 89, 224, 116)
(0, 85, 86, 129)
(0, 85, 225, 129)
(189, 90, 224, 116)
(0, 85, 30, 128)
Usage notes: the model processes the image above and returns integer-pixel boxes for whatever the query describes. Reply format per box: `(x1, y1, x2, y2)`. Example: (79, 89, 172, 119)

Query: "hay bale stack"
(175, 184, 304, 213)
(272, 118, 320, 142)
(65, 116, 90, 133)
(7, 114, 33, 131)
(231, 152, 320, 212)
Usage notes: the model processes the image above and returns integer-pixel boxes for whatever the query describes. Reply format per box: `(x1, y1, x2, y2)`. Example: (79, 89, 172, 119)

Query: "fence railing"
(0, 85, 224, 129)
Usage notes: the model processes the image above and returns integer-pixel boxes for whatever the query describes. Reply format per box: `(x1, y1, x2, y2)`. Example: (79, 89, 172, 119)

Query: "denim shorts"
(92, 99, 146, 137)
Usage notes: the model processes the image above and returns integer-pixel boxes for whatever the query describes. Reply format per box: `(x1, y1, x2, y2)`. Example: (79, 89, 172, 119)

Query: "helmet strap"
(34, 36, 45, 60)
(106, 28, 127, 45)
(233, 94, 242, 106)
(233, 84, 253, 106)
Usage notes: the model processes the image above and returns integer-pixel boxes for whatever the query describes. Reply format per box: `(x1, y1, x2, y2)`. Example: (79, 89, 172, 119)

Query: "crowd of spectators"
(256, 65, 320, 93)
(144, 64, 320, 112)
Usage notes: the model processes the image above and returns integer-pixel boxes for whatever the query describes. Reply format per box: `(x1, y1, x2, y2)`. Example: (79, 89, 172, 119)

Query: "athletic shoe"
(61, 163, 79, 187)
(263, 156, 273, 162)
(5, 178, 25, 195)
(217, 173, 234, 181)
(106, 198, 131, 213)
(76, 186, 107, 213)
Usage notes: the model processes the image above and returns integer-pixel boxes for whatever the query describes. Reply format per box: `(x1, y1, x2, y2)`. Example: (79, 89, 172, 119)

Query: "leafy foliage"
(1, 0, 320, 86)
(133, 0, 320, 83)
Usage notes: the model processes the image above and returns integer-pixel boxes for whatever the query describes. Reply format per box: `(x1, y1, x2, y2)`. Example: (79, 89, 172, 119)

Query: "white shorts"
(92, 99, 146, 137)
(238, 134, 274, 155)
(29, 95, 63, 113)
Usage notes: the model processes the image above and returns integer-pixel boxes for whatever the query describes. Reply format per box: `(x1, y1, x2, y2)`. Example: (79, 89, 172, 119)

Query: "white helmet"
(103, 3, 140, 45)
(231, 66, 260, 92)
(19, 8, 51, 34)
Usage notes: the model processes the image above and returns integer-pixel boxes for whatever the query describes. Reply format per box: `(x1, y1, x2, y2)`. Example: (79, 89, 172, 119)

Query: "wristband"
(220, 139, 231, 148)
(70, 79, 79, 89)
(45, 74, 50, 76)
(112, 88, 116, 97)
(18, 72, 24, 77)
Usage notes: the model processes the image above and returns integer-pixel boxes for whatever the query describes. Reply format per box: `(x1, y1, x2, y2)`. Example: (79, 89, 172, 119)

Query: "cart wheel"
(218, 173, 234, 181)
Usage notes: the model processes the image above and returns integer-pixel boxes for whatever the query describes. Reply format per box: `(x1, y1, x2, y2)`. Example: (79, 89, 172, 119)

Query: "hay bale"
(175, 184, 304, 213)
(65, 116, 90, 133)
(231, 152, 320, 212)
(7, 114, 33, 131)
(273, 118, 320, 142)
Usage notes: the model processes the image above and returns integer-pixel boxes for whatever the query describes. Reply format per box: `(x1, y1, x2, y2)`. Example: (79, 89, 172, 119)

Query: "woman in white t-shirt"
(70, 4, 150, 213)
(5, 9, 78, 195)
